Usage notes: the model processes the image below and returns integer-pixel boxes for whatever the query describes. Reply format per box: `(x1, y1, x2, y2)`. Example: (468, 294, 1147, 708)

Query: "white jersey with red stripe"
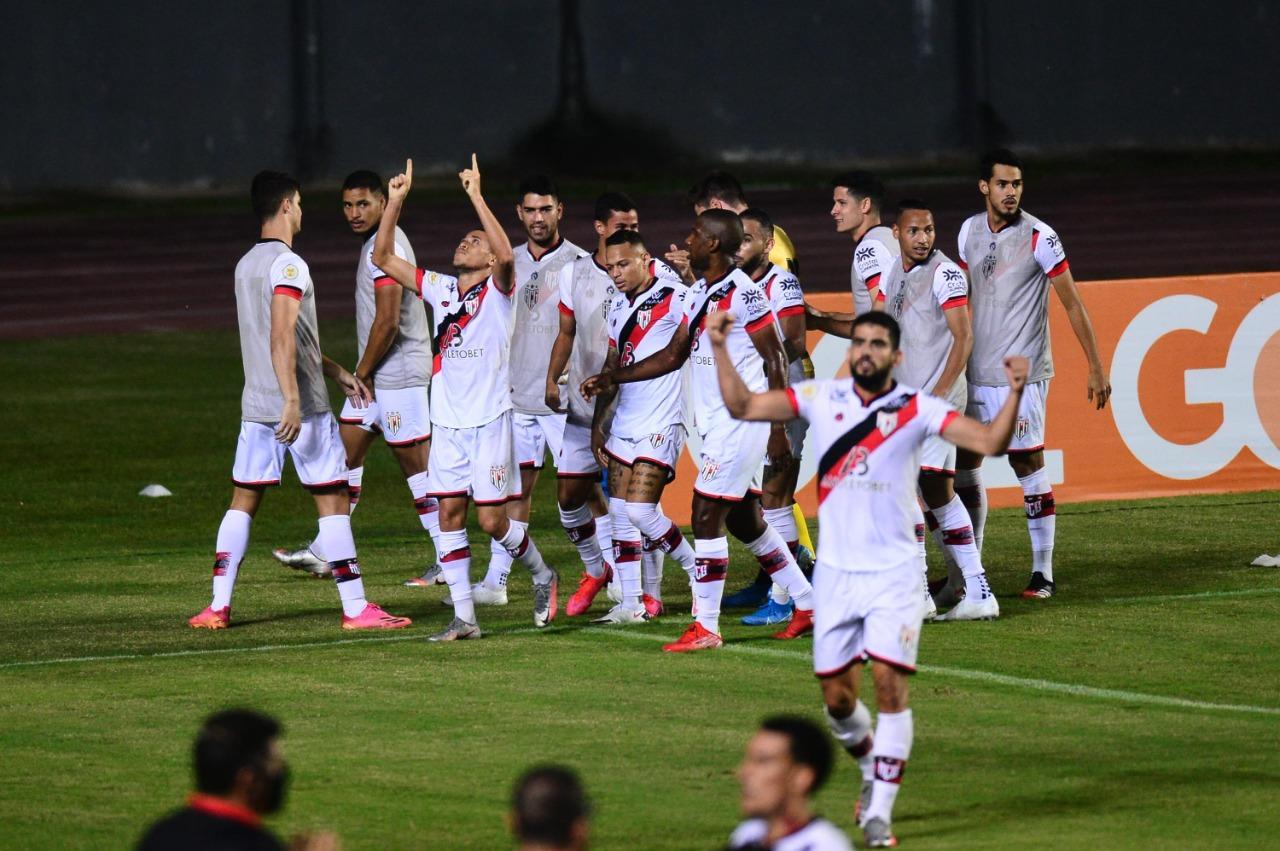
(416, 269, 513, 429)
(607, 276, 689, 440)
(788, 378, 957, 573)
(756, 262, 806, 321)
(851, 225, 899, 315)
(510, 238, 588, 415)
(356, 226, 429, 390)
(684, 268, 776, 434)
(957, 209, 1068, 386)
(880, 249, 969, 409)
(235, 240, 329, 424)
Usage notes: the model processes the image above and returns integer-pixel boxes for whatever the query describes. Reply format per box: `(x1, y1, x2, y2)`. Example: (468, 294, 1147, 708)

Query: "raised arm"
(545, 307, 576, 412)
(459, 154, 515, 293)
(940, 356, 1029, 455)
(707, 313, 797, 423)
(930, 304, 973, 399)
(1051, 269, 1110, 410)
(372, 159, 421, 293)
(804, 301, 853, 338)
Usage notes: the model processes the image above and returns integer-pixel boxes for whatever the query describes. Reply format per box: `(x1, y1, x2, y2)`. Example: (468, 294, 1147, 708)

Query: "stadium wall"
(658, 273, 1280, 523)
(4, 2, 1279, 190)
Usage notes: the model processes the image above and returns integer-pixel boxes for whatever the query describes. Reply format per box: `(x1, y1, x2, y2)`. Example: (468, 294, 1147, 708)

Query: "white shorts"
(231, 415, 347, 489)
(966, 380, 1049, 454)
(764, 416, 809, 470)
(557, 421, 602, 479)
(812, 563, 923, 676)
(339, 386, 431, 446)
(694, 419, 768, 502)
(605, 425, 687, 481)
(513, 411, 567, 469)
(919, 433, 957, 475)
(427, 411, 522, 505)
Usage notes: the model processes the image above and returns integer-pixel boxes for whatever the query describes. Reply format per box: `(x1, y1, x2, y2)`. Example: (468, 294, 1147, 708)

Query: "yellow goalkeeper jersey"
(770, 225, 798, 274)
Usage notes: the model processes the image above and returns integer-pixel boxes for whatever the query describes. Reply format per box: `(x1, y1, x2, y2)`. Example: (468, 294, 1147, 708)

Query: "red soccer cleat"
(642, 594, 664, 618)
(566, 565, 613, 617)
(773, 606, 814, 640)
(342, 603, 412, 630)
(188, 606, 230, 630)
(662, 621, 724, 653)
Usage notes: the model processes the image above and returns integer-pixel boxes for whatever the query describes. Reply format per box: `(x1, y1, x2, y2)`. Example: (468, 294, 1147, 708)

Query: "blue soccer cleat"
(724, 577, 771, 609)
(742, 598, 794, 626)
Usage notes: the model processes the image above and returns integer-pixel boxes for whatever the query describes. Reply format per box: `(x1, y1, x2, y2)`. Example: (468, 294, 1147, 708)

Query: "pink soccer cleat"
(566, 565, 613, 617)
(662, 621, 724, 653)
(188, 606, 230, 630)
(342, 603, 412, 630)
(642, 594, 664, 618)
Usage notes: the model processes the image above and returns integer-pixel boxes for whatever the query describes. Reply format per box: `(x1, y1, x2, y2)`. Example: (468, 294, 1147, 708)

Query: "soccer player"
(547, 193, 677, 617)
(708, 308, 1029, 848)
(188, 171, 410, 631)
(728, 716, 853, 851)
(954, 149, 1110, 599)
(585, 229, 695, 623)
(830, 171, 897, 315)
(583, 211, 816, 651)
(878, 199, 998, 621)
(736, 208, 815, 629)
(373, 157, 559, 639)
(270, 171, 442, 585)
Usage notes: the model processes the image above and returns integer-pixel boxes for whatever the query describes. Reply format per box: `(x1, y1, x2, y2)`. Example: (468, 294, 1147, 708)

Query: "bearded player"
(710, 308, 1028, 848)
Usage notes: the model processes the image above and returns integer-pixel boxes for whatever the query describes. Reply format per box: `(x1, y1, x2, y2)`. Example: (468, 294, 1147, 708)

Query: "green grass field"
(4, 327, 1279, 849)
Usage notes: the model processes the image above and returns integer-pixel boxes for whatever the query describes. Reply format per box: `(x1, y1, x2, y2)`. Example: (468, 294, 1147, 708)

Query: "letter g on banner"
(1111, 293, 1280, 480)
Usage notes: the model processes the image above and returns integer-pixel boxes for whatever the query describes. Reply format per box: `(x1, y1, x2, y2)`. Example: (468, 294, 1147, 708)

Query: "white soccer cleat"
(590, 602, 650, 625)
(921, 590, 937, 622)
(606, 576, 623, 603)
(440, 582, 509, 607)
(936, 594, 1000, 622)
(271, 545, 330, 577)
(1250, 554, 1280, 567)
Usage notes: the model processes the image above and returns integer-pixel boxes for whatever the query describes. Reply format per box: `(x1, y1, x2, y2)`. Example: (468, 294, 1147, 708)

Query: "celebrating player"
(373, 157, 560, 639)
(953, 149, 1110, 599)
(831, 171, 897, 315)
(188, 171, 411, 632)
(270, 171, 442, 584)
(708, 308, 1029, 848)
(878, 199, 998, 620)
(583, 211, 816, 651)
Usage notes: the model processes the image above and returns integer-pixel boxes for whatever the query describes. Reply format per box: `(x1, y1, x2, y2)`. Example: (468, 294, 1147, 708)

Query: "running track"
(3, 172, 1278, 340)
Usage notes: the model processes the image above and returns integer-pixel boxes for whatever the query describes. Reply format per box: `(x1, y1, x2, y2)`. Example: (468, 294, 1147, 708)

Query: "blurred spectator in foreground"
(511, 765, 591, 850)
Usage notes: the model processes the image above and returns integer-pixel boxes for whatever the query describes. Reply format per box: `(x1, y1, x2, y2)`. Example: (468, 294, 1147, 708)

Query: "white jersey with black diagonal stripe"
(880, 249, 969, 409)
(606, 276, 689, 439)
(235, 240, 329, 424)
(788, 379, 957, 574)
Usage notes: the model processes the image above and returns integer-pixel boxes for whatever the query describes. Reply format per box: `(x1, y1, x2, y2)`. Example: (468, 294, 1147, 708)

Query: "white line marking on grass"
(1101, 587, 1280, 605)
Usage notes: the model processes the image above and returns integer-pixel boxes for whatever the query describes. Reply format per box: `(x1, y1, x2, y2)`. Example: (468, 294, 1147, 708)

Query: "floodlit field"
(3, 327, 1278, 849)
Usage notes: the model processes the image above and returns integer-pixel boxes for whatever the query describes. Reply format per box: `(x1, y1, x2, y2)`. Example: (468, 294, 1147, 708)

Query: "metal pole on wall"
(291, 0, 328, 180)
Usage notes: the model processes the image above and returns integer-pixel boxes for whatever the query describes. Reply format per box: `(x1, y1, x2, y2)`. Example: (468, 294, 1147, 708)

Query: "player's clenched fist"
(706, 311, 735, 345)
(388, 158, 413, 203)
(580, 372, 614, 400)
(1003, 355, 1030, 392)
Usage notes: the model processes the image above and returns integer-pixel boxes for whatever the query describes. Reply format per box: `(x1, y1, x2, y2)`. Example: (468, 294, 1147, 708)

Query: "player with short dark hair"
(708, 308, 1029, 847)
(187, 172, 410, 632)
(952, 149, 1110, 601)
(511, 765, 591, 851)
(727, 716, 851, 850)
(830, 171, 896, 315)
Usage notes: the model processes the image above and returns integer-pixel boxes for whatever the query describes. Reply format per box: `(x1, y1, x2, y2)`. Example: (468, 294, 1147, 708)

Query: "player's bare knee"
(917, 471, 954, 509)
(1008, 450, 1044, 478)
(955, 448, 982, 471)
(871, 663, 910, 713)
(556, 477, 586, 511)
(476, 506, 509, 538)
(311, 486, 349, 517)
(690, 497, 726, 539)
(820, 675, 858, 717)
(725, 500, 765, 542)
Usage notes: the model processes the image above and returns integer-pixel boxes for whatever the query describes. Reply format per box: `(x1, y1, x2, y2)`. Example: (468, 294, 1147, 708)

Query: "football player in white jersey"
(830, 171, 897, 315)
(472, 176, 589, 602)
(372, 158, 560, 639)
(728, 716, 853, 851)
(953, 149, 1110, 600)
(736, 208, 817, 630)
(271, 170, 444, 584)
(709, 308, 1029, 849)
(585, 229, 696, 624)
(189, 170, 411, 632)
(583, 211, 816, 652)
(877, 199, 998, 621)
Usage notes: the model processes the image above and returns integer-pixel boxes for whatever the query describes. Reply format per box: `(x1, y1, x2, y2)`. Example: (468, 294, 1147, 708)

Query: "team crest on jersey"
(899, 624, 919, 655)
(283, 264, 299, 280)
(386, 411, 401, 436)
(877, 409, 900, 436)
(981, 253, 998, 278)
(489, 464, 509, 491)
(699, 460, 720, 481)
(523, 282, 540, 312)
(637, 308, 652, 329)
(650, 432, 666, 448)
(463, 288, 482, 315)
(1014, 416, 1030, 440)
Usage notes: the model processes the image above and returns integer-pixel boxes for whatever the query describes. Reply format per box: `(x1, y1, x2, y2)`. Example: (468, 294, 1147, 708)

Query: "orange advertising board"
(657, 272, 1280, 522)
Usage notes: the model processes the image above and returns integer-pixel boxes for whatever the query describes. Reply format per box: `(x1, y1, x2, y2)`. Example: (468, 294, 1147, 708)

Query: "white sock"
(825, 703, 875, 782)
(762, 506, 799, 605)
(483, 539, 513, 590)
(559, 503, 605, 578)
(610, 501, 644, 608)
(438, 529, 475, 624)
(693, 537, 729, 634)
(408, 472, 441, 563)
(594, 510, 615, 576)
(924, 508, 957, 571)
(1018, 467, 1056, 581)
(936, 495, 991, 600)
(867, 709, 913, 825)
(744, 528, 813, 611)
(499, 519, 552, 585)
(210, 509, 252, 610)
(318, 514, 367, 617)
(954, 467, 987, 552)
(626, 502, 696, 571)
(347, 465, 365, 514)
(641, 542, 664, 601)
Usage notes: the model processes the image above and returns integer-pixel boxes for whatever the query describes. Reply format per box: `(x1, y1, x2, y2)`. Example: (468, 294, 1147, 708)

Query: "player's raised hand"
(388, 159, 413, 203)
(459, 153, 482, 199)
(706, 311, 734, 345)
(664, 244, 693, 282)
(580, 372, 615, 400)
(1087, 366, 1111, 410)
(1003, 355, 1030, 392)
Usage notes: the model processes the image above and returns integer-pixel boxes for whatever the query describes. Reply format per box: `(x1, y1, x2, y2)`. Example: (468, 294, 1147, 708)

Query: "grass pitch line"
(1101, 587, 1280, 605)
(588, 630, 1280, 718)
